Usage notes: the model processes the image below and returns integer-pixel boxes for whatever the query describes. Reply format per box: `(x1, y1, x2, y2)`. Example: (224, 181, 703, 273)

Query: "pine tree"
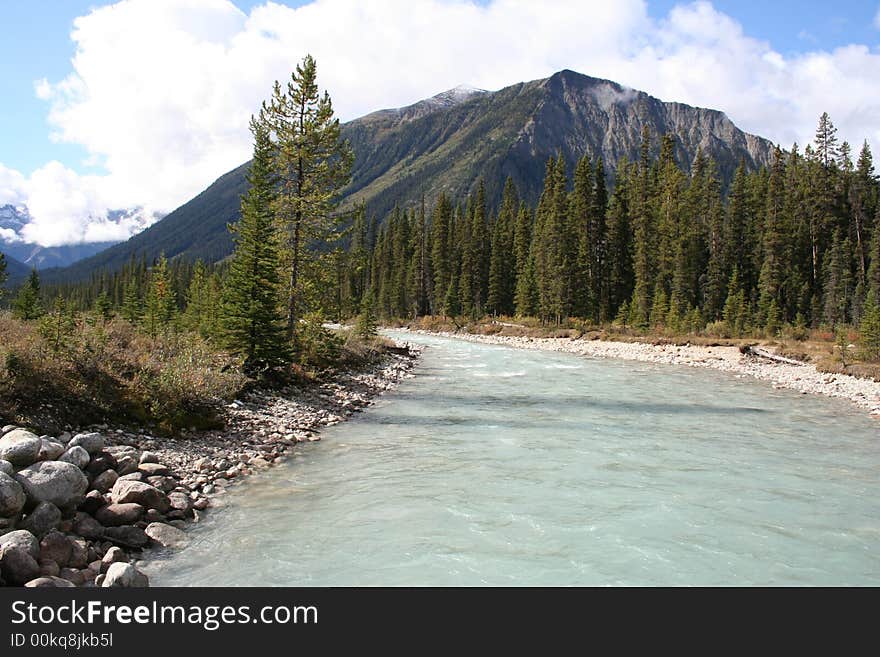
(606, 159, 634, 318)
(859, 288, 880, 360)
(758, 148, 787, 325)
(183, 260, 210, 335)
(630, 127, 656, 327)
(143, 255, 177, 338)
(221, 116, 290, 372)
(260, 54, 354, 339)
(38, 295, 76, 354)
(120, 277, 142, 323)
(431, 194, 453, 315)
(822, 230, 853, 327)
(444, 269, 462, 318)
(513, 204, 537, 317)
(355, 292, 378, 340)
(13, 269, 43, 320)
(722, 266, 749, 337)
(487, 178, 518, 316)
(649, 282, 668, 330)
(94, 291, 113, 321)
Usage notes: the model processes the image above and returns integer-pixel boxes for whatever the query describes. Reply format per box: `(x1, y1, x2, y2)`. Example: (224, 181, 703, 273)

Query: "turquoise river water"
(148, 331, 880, 586)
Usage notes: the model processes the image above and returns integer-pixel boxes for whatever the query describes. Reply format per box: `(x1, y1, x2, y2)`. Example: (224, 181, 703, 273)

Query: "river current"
(149, 331, 880, 586)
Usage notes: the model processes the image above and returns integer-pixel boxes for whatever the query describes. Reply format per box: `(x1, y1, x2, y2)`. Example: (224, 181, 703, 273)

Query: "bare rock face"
(14, 461, 89, 509)
(102, 562, 149, 587)
(0, 429, 42, 467)
(0, 471, 26, 516)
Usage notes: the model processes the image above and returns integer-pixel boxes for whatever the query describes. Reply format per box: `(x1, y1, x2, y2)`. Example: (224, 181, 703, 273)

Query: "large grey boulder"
(0, 544, 40, 585)
(0, 429, 42, 467)
(20, 501, 61, 538)
(68, 432, 105, 455)
(0, 459, 14, 475)
(24, 576, 75, 587)
(38, 440, 66, 462)
(0, 529, 40, 559)
(15, 461, 89, 509)
(95, 503, 144, 527)
(102, 562, 148, 587)
(111, 480, 170, 512)
(59, 446, 90, 470)
(144, 522, 189, 549)
(0, 471, 26, 516)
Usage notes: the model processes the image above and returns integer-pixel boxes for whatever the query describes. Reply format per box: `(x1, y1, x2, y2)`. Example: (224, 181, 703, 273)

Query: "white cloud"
(10, 0, 880, 247)
(0, 164, 28, 207)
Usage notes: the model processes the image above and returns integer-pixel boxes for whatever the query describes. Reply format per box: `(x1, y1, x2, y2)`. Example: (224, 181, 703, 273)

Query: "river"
(147, 331, 880, 586)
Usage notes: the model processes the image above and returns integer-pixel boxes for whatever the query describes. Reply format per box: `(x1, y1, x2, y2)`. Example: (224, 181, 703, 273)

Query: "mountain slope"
(44, 69, 775, 284)
(2, 251, 30, 286)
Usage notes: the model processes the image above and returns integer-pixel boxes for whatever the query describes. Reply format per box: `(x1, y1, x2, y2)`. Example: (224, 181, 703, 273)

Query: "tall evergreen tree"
(13, 269, 43, 320)
(260, 54, 354, 339)
(222, 117, 290, 372)
(143, 255, 177, 338)
(120, 277, 142, 323)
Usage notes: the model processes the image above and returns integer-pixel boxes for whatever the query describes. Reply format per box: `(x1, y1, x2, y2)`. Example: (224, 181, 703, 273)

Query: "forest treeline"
(4, 110, 880, 372)
(338, 114, 880, 355)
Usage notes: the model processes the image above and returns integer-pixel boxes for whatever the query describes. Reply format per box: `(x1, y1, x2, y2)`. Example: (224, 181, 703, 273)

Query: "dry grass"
(0, 313, 246, 434)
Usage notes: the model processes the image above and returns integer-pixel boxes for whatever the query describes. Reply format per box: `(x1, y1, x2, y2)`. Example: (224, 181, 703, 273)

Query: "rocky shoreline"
(404, 329, 880, 418)
(0, 347, 419, 588)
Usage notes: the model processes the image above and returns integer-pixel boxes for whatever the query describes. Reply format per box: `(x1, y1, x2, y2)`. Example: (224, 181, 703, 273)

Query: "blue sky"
(1, 0, 879, 246)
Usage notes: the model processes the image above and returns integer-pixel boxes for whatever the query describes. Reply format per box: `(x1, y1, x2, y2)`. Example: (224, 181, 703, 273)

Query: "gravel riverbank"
(0, 347, 419, 587)
(402, 329, 880, 419)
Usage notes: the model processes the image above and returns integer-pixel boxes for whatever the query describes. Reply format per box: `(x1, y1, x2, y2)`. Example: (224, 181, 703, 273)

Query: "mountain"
(0, 204, 159, 271)
(43, 69, 775, 284)
(1, 250, 30, 285)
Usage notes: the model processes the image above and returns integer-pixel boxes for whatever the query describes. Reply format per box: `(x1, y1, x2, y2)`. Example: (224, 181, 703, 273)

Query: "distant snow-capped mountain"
(0, 204, 160, 270)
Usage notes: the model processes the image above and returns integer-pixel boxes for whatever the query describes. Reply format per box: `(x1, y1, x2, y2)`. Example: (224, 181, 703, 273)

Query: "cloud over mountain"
(7, 0, 880, 247)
